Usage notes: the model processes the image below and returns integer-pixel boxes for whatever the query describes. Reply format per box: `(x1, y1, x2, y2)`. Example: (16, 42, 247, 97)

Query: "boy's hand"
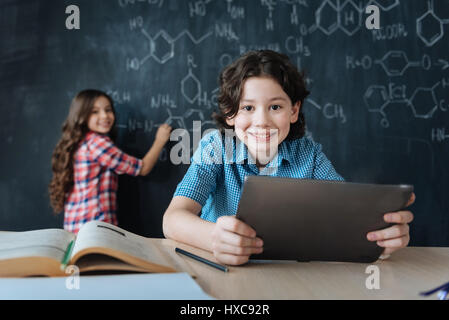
(367, 192, 416, 257)
(155, 123, 172, 145)
(211, 216, 264, 265)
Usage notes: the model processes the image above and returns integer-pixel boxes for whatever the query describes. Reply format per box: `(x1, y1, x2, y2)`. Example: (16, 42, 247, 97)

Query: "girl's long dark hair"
(49, 90, 116, 214)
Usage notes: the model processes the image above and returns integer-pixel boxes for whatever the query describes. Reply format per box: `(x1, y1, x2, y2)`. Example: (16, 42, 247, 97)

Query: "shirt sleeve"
(87, 134, 143, 176)
(174, 131, 223, 207)
(312, 143, 345, 181)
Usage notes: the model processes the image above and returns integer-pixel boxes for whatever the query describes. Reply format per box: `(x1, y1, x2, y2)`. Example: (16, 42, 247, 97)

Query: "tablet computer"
(235, 176, 414, 263)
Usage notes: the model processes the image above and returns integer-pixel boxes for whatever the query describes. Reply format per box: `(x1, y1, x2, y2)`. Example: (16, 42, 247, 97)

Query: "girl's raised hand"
(211, 216, 264, 265)
(155, 123, 172, 145)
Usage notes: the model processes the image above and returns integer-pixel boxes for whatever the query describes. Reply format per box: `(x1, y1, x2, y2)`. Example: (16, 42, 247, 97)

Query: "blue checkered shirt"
(174, 130, 344, 222)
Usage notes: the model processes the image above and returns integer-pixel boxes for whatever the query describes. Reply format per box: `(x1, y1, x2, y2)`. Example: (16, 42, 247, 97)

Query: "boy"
(163, 50, 414, 265)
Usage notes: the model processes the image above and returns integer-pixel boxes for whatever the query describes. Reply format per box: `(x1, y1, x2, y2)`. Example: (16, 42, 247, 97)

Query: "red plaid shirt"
(64, 131, 142, 234)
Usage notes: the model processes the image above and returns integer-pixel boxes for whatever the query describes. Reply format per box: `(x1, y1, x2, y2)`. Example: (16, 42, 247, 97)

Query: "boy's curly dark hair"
(213, 50, 310, 140)
(49, 90, 117, 214)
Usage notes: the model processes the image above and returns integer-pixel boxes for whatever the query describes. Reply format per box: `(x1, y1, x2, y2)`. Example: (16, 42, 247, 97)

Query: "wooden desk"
(156, 239, 449, 300)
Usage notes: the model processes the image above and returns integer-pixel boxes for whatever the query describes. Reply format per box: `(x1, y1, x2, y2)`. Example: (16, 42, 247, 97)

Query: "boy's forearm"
(163, 209, 215, 253)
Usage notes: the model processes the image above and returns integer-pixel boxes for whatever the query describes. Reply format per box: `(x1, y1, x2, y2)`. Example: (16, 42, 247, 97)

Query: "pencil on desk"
(60, 240, 75, 271)
(175, 247, 228, 272)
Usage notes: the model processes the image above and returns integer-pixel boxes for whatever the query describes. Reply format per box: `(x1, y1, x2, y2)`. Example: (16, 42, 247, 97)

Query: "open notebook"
(0, 221, 193, 277)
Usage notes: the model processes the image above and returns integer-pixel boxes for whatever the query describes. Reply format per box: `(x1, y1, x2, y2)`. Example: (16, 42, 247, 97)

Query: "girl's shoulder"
(78, 131, 114, 155)
(84, 131, 113, 145)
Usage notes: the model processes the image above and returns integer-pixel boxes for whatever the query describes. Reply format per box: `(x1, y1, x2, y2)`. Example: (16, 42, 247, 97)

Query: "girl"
(49, 89, 172, 233)
(163, 50, 415, 265)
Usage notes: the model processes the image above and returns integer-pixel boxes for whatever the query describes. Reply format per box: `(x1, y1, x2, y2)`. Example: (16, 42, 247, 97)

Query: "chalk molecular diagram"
(374, 50, 432, 77)
(363, 80, 446, 128)
(314, 0, 399, 36)
(126, 16, 212, 70)
(417, 0, 449, 47)
(117, 108, 215, 134)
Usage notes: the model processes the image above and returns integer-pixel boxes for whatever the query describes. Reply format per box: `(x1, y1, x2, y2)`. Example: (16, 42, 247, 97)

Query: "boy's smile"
(226, 76, 300, 166)
(88, 96, 115, 134)
(247, 129, 277, 143)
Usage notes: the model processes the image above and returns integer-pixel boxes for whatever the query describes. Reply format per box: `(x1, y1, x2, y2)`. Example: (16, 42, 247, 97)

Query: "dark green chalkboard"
(1, 0, 448, 246)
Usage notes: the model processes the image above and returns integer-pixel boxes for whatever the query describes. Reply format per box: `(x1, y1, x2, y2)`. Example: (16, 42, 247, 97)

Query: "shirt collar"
(234, 138, 292, 165)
